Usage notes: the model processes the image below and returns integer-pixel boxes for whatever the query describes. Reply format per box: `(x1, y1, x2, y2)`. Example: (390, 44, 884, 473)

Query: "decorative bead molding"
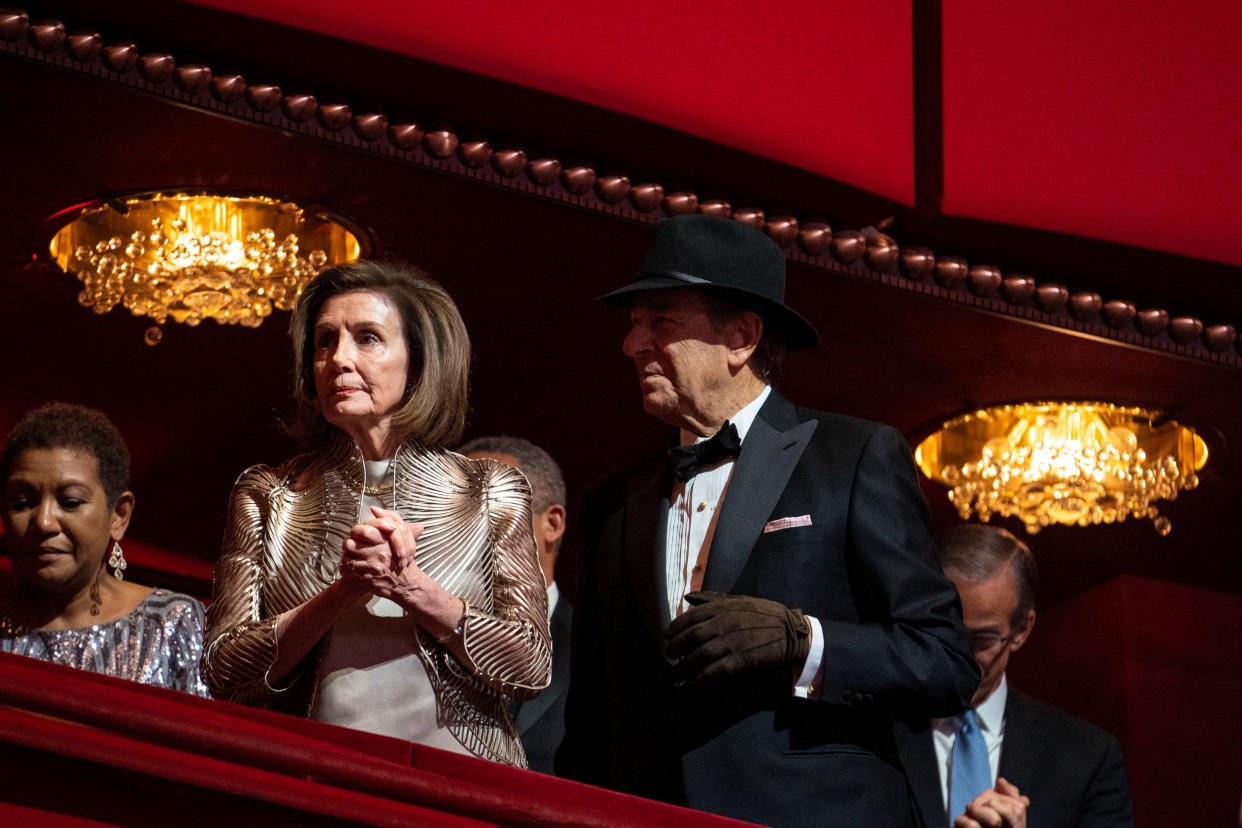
(2, 7, 1237, 366)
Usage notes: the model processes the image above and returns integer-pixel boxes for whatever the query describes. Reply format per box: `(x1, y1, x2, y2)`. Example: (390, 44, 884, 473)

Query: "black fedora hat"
(600, 214, 819, 349)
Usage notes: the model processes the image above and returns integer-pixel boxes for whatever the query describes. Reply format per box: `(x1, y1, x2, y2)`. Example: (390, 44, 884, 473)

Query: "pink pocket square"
(763, 515, 812, 533)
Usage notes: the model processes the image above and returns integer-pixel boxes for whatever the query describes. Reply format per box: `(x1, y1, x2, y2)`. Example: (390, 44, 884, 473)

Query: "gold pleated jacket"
(203, 436, 551, 767)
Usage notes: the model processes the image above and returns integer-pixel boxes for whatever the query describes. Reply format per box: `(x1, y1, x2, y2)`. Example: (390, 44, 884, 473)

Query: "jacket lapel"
(702, 391, 816, 593)
(624, 453, 675, 645)
(997, 690, 1035, 784)
(894, 719, 946, 828)
(515, 599, 572, 734)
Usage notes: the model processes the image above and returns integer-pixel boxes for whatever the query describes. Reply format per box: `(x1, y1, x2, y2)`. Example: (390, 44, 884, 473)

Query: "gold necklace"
(343, 458, 395, 497)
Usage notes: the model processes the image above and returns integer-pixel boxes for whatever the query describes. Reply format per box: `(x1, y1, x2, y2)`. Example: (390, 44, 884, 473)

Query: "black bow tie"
(668, 421, 742, 483)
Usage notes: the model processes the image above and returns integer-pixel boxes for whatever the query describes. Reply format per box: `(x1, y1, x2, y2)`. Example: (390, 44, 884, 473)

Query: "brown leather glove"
(664, 591, 811, 685)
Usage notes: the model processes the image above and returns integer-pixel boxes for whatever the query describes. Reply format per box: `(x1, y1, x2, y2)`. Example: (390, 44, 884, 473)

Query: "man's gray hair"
(700, 291, 788, 387)
(937, 524, 1038, 630)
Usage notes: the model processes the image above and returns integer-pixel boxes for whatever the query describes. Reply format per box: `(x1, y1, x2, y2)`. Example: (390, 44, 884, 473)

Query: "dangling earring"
(108, 541, 127, 581)
(89, 571, 103, 616)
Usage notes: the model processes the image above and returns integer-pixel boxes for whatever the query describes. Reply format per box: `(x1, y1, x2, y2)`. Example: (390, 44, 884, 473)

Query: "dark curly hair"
(0, 403, 131, 506)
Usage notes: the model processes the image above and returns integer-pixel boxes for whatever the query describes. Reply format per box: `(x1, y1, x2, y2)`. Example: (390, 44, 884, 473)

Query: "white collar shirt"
(546, 580, 559, 621)
(664, 385, 771, 619)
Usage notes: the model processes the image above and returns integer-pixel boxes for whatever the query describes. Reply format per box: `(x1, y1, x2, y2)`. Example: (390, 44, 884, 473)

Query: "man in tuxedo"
(557, 214, 979, 826)
(895, 524, 1134, 828)
(461, 435, 569, 775)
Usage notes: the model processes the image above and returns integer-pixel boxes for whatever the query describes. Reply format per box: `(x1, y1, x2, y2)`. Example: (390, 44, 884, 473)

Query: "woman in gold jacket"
(204, 260, 550, 768)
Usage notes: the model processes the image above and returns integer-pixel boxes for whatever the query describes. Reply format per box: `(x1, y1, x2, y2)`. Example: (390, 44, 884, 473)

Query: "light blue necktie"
(948, 709, 991, 822)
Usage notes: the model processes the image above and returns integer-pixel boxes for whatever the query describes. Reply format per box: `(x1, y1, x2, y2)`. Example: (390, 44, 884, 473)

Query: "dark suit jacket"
(558, 390, 979, 827)
(895, 689, 1134, 827)
(514, 596, 572, 774)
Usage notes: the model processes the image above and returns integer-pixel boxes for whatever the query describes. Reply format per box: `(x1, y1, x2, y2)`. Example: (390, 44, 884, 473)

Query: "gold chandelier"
(914, 402, 1207, 534)
(48, 191, 364, 344)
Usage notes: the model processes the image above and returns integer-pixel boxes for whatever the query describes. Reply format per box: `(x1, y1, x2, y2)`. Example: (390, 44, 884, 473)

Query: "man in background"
(896, 524, 1134, 828)
(461, 435, 568, 774)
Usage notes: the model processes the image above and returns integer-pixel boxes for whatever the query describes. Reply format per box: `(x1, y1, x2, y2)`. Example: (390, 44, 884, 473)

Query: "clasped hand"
(664, 591, 811, 684)
(953, 778, 1029, 828)
(339, 506, 425, 600)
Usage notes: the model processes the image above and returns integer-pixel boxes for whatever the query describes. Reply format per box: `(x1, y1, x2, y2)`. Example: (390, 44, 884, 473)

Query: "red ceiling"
(189, 0, 916, 202)
(942, 0, 1242, 267)
(189, 0, 1242, 267)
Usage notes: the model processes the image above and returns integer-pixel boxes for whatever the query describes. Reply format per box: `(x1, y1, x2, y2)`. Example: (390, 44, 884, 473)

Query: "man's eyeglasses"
(968, 631, 1014, 653)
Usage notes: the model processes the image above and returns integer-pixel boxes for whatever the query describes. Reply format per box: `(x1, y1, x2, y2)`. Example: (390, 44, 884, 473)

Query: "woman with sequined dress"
(0, 403, 209, 696)
(203, 261, 551, 768)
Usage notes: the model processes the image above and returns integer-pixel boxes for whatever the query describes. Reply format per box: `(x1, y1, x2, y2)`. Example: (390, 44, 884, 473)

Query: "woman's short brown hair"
(289, 260, 471, 450)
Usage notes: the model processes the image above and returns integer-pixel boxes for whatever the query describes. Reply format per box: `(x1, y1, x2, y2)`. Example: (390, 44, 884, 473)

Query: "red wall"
(1008, 575, 1242, 826)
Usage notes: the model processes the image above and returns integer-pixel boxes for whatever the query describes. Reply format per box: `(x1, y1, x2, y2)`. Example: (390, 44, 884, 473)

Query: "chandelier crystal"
(914, 402, 1207, 534)
(48, 192, 364, 341)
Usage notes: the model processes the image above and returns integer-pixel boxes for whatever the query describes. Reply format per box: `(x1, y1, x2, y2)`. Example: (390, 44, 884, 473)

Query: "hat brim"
(599, 271, 820, 350)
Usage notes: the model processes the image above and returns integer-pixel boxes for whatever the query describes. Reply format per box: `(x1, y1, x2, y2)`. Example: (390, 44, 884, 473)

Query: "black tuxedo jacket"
(895, 689, 1134, 827)
(514, 596, 572, 774)
(558, 390, 978, 827)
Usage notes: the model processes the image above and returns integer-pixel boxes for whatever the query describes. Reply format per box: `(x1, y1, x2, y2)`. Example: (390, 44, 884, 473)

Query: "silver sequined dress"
(0, 588, 210, 696)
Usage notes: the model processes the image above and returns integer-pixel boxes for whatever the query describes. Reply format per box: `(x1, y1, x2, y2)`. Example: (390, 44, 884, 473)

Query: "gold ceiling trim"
(2, 8, 1238, 364)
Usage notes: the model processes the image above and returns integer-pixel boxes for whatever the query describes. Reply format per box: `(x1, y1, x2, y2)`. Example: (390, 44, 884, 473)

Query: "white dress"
(308, 459, 469, 754)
